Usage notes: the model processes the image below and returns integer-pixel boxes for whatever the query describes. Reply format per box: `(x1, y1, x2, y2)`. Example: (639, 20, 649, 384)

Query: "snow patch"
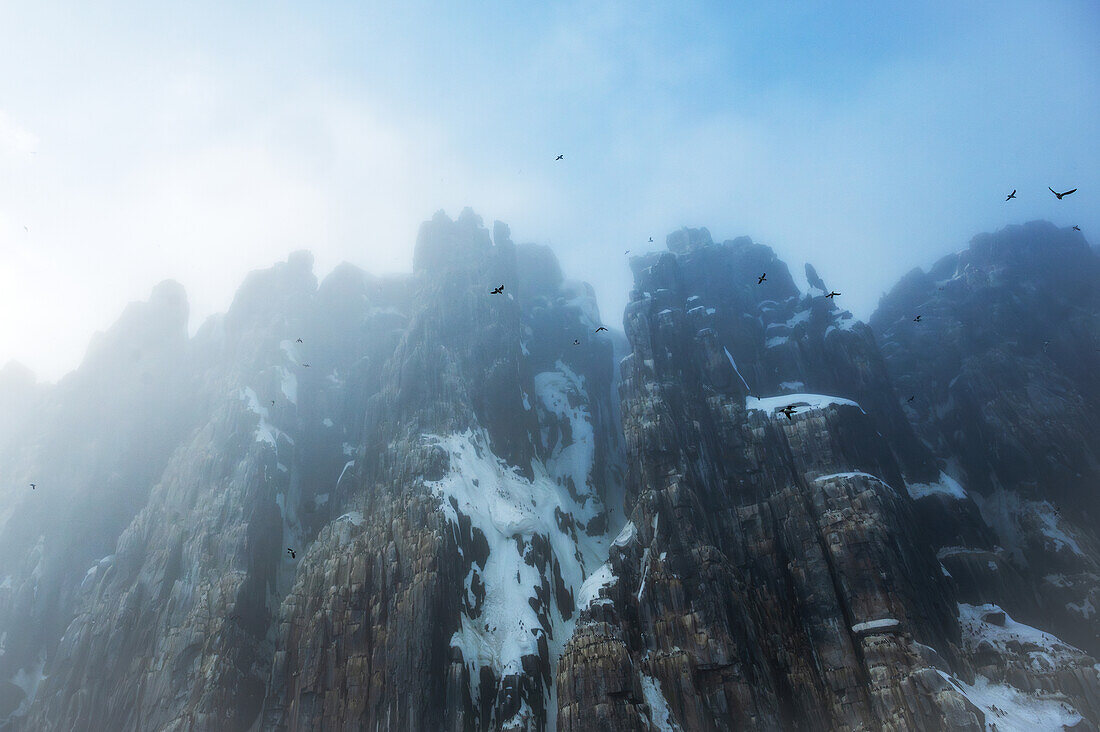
(851, 618, 899, 633)
(746, 393, 864, 417)
(959, 603, 1086, 674)
(640, 674, 681, 731)
(424, 428, 609, 725)
(905, 472, 968, 501)
(936, 670, 1083, 731)
(576, 563, 617, 612)
(278, 366, 298, 404)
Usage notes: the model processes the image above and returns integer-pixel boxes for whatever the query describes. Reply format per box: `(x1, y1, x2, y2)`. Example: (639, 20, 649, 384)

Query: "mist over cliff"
(0, 213, 1097, 731)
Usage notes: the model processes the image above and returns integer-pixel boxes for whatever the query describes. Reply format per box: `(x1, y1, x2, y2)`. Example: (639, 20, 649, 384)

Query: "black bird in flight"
(595, 326, 608, 333)
(757, 273, 766, 284)
(1005, 189, 1016, 201)
(555, 154, 564, 161)
(777, 405, 797, 420)
(573, 339, 580, 345)
(287, 548, 296, 559)
(29, 483, 36, 490)
(1072, 225, 1081, 231)
(913, 315, 922, 322)
(270, 400, 275, 406)
(826, 291, 841, 299)
(624, 249, 630, 255)
(296, 338, 303, 343)
(490, 285, 504, 295)
(302, 363, 311, 368)
(907, 396, 915, 403)
(648, 237, 653, 243)
(1049, 187, 1077, 200)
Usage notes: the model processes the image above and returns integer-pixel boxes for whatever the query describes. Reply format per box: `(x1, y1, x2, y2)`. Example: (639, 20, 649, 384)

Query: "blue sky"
(2, 1, 1098, 379)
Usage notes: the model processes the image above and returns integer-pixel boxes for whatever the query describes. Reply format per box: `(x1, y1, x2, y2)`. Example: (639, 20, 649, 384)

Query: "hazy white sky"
(2, 1, 1098, 381)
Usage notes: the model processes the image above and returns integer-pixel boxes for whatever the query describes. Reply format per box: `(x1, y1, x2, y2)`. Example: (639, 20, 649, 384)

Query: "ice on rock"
(723, 348, 751, 393)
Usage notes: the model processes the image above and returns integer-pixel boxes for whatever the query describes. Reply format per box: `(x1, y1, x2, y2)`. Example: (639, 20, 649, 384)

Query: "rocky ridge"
(0, 216, 1097, 730)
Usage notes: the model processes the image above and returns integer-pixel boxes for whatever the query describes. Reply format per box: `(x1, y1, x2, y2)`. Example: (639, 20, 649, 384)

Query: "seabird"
(573, 339, 580, 345)
(825, 291, 841, 299)
(907, 396, 915, 403)
(777, 405, 797, 420)
(913, 315, 922, 322)
(296, 338, 303, 343)
(303, 363, 311, 368)
(1049, 187, 1077, 200)
(1072, 225, 1081, 231)
(287, 548, 296, 559)
(757, 273, 766, 284)
(648, 237, 653, 243)
(595, 326, 608, 333)
(1005, 190, 1016, 201)
(490, 285, 504, 295)
(29, 483, 36, 490)
(555, 154, 564, 161)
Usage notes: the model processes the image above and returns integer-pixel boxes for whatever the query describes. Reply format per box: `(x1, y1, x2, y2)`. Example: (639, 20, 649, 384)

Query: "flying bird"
(907, 396, 915, 403)
(777, 405, 797, 421)
(271, 400, 275, 406)
(624, 250, 630, 255)
(595, 326, 608, 333)
(1005, 190, 1016, 201)
(757, 273, 766, 284)
(825, 291, 841, 299)
(1049, 187, 1077, 200)
(29, 483, 36, 490)
(555, 154, 564, 161)
(648, 237, 653, 243)
(913, 315, 922, 322)
(573, 339, 580, 345)
(296, 338, 303, 343)
(302, 363, 311, 368)
(490, 285, 504, 295)
(1072, 225, 1081, 231)
(287, 548, 296, 559)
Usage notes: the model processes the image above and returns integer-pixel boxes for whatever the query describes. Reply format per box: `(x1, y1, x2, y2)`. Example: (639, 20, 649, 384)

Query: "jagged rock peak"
(665, 226, 712, 254)
(413, 207, 502, 275)
(805, 262, 827, 293)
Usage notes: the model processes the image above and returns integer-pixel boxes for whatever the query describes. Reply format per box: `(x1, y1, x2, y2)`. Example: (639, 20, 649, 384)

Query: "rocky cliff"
(558, 226, 1100, 731)
(870, 220, 1100, 662)
(0, 216, 1097, 731)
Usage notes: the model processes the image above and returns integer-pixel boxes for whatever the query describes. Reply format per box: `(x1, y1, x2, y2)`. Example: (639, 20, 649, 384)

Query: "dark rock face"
(871, 220, 1100, 659)
(558, 233, 979, 730)
(1, 215, 1097, 730)
(559, 228, 1100, 730)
